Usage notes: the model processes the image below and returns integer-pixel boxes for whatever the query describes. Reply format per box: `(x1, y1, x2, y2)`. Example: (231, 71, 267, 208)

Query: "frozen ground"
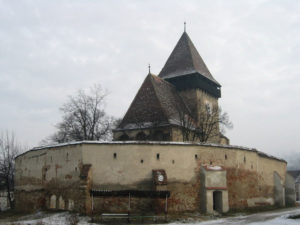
(167, 207, 300, 225)
(0, 207, 299, 225)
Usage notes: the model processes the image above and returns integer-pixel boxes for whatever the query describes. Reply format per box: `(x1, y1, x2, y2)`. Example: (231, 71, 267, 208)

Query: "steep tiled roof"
(151, 75, 191, 124)
(159, 32, 220, 86)
(118, 74, 191, 130)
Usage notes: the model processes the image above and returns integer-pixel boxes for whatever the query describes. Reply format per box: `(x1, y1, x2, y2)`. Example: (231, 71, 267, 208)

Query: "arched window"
(58, 195, 65, 210)
(50, 195, 56, 209)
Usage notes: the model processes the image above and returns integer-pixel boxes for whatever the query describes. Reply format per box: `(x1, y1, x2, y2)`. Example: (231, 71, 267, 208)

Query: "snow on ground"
(1, 207, 300, 225)
(163, 207, 300, 225)
(0, 212, 96, 225)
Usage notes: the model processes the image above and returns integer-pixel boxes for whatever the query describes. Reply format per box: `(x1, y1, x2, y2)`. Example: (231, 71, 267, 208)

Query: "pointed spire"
(158, 31, 220, 86)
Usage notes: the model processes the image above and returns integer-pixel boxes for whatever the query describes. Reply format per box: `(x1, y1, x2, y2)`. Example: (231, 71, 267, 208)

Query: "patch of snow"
(16, 140, 285, 163)
(207, 165, 222, 171)
(6, 212, 96, 225)
(2, 208, 300, 225)
(159, 209, 300, 225)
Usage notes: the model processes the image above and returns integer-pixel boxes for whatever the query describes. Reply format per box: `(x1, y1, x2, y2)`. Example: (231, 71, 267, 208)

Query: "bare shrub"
(36, 221, 45, 225)
(66, 213, 79, 225)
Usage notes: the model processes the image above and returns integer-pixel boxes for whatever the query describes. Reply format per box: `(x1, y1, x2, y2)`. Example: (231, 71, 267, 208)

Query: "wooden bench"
(100, 213, 129, 222)
(98, 213, 167, 223)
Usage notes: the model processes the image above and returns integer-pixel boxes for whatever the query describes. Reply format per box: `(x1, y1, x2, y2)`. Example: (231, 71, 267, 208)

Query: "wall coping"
(15, 141, 286, 163)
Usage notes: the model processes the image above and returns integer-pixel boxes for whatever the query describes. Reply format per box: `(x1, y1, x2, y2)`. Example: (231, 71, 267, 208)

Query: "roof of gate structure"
(158, 31, 220, 86)
(117, 74, 191, 130)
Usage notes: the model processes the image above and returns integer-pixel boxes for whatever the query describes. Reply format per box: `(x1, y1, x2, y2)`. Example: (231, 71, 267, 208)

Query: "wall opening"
(68, 199, 74, 211)
(58, 195, 65, 210)
(213, 191, 222, 213)
(156, 153, 160, 160)
(50, 195, 56, 209)
(42, 168, 47, 182)
(113, 153, 117, 159)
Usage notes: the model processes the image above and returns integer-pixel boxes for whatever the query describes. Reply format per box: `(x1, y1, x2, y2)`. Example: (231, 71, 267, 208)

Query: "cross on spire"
(184, 21, 186, 32)
(148, 64, 151, 73)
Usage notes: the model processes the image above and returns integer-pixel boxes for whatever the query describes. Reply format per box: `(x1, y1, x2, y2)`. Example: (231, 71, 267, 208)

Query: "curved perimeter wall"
(14, 141, 286, 214)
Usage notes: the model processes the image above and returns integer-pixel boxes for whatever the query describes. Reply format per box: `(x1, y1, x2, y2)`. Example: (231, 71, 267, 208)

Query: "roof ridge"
(151, 74, 177, 90)
(186, 34, 214, 81)
(150, 74, 193, 124)
(119, 74, 170, 129)
(149, 75, 172, 123)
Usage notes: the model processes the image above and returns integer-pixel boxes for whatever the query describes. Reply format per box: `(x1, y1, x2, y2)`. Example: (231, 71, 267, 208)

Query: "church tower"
(158, 31, 221, 143)
(114, 30, 225, 144)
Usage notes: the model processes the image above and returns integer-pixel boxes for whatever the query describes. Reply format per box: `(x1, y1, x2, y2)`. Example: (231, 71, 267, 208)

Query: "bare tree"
(50, 84, 115, 143)
(176, 104, 233, 143)
(176, 107, 196, 142)
(0, 131, 24, 209)
(196, 105, 233, 142)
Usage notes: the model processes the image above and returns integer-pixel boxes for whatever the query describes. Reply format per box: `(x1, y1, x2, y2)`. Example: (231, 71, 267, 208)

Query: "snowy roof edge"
(15, 140, 286, 163)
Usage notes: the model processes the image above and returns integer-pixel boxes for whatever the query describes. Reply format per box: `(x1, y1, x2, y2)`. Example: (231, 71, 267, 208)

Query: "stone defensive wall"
(14, 141, 287, 214)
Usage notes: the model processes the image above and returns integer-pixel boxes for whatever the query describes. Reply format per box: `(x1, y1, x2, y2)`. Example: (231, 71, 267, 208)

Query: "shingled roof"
(159, 32, 220, 86)
(118, 74, 191, 130)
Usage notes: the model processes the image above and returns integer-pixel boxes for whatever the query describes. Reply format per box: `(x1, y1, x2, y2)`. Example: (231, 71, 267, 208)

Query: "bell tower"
(158, 31, 221, 142)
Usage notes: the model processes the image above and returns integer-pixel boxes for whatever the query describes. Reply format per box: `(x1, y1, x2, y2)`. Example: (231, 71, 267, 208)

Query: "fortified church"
(14, 29, 290, 216)
(114, 29, 226, 144)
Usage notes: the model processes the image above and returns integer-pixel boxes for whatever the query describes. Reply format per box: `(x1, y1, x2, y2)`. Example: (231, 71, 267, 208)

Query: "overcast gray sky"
(1, 0, 300, 158)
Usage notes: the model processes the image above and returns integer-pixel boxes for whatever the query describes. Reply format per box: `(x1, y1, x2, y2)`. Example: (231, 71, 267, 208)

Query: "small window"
(205, 101, 213, 115)
(172, 160, 175, 164)
(244, 156, 246, 163)
(210, 161, 212, 165)
(66, 153, 69, 161)
(156, 153, 160, 160)
(113, 153, 117, 159)
(225, 154, 227, 160)
(251, 164, 253, 169)
(75, 167, 77, 172)
(140, 159, 144, 164)
(195, 154, 198, 159)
